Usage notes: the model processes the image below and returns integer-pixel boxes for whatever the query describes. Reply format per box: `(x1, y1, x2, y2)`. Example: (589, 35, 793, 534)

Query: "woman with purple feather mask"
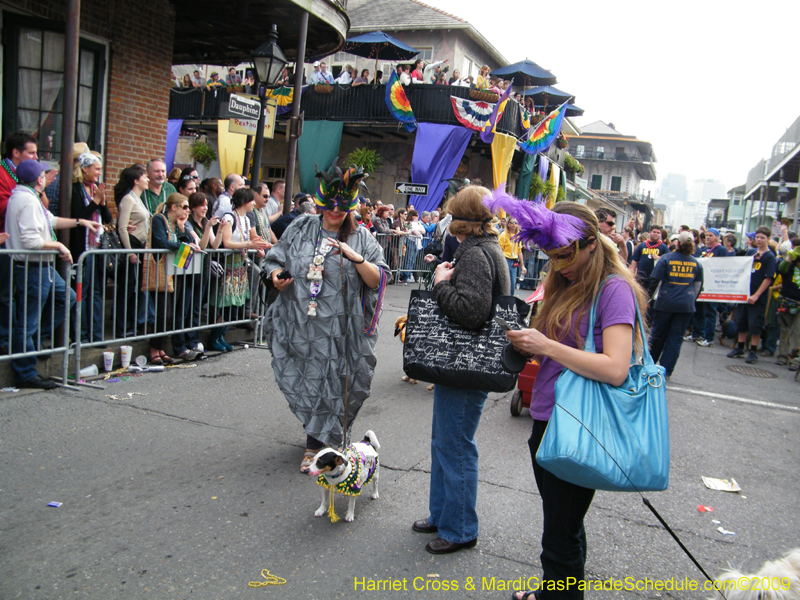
(484, 190, 649, 600)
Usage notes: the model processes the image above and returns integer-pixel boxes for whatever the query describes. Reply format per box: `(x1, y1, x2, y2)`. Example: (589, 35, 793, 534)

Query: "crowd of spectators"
(0, 130, 295, 387)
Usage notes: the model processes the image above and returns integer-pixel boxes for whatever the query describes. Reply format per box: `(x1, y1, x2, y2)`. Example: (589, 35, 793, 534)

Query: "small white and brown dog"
(307, 430, 380, 523)
(708, 548, 800, 600)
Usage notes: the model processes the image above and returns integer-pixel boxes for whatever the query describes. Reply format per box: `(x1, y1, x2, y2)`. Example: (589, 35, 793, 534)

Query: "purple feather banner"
(483, 187, 585, 250)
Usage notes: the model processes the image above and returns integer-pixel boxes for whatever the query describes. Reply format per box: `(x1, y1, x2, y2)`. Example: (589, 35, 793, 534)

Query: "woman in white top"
(113, 164, 151, 338)
(335, 64, 353, 84)
(399, 209, 425, 284)
(207, 188, 269, 351)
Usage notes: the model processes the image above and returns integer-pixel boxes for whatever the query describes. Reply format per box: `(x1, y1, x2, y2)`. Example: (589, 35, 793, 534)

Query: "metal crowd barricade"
(0, 248, 76, 389)
(519, 250, 550, 291)
(72, 246, 267, 387)
(375, 232, 433, 285)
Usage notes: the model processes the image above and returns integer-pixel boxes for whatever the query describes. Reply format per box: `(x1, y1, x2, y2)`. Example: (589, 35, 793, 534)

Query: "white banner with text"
(696, 256, 752, 302)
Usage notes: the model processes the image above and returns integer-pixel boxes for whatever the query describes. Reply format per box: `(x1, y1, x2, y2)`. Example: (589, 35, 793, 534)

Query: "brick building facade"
(1, 0, 175, 208)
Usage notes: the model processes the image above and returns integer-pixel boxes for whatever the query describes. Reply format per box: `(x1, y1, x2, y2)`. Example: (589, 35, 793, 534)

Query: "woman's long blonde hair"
(533, 202, 648, 349)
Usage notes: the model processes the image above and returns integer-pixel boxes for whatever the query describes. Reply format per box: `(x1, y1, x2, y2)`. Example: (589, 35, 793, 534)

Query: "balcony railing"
(573, 148, 649, 163)
(169, 85, 527, 139)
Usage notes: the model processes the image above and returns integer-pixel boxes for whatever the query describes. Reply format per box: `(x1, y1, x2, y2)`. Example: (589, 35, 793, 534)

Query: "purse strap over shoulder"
(477, 244, 503, 302)
(584, 275, 654, 366)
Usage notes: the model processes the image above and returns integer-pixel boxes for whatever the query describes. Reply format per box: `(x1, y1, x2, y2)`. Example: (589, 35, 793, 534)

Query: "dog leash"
(555, 401, 728, 600)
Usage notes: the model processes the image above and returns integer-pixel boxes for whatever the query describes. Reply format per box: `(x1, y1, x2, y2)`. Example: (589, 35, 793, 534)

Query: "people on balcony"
(225, 67, 241, 86)
(318, 62, 334, 84)
(206, 71, 224, 88)
(399, 64, 412, 86)
(70, 151, 113, 343)
(353, 69, 369, 86)
(308, 61, 322, 85)
(476, 65, 491, 90)
(371, 70, 384, 85)
(435, 72, 449, 85)
(191, 70, 204, 88)
(411, 60, 425, 84)
(424, 58, 449, 84)
(244, 71, 256, 94)
(181, 74, 194, 89)
(335, 64, 353, 85)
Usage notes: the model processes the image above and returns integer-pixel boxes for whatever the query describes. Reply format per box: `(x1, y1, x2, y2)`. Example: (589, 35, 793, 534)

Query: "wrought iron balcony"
(573, 148, 649, 163)
(169, 85, 527, 139)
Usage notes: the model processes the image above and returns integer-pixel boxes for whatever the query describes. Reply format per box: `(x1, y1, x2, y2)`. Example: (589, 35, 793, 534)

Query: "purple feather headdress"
(482, 187, 586, 250)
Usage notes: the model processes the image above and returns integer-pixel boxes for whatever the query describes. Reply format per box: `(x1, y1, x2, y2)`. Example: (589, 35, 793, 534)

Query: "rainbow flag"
(173, 243, 194, 270)
(385, 71, 416, 132)
(517, 102, 568, 156)
(480, 79, 514, 144)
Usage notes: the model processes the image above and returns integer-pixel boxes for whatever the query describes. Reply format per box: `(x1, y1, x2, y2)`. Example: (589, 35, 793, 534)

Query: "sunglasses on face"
(605, 221, 616, 227)
(179, 204, 190, 209)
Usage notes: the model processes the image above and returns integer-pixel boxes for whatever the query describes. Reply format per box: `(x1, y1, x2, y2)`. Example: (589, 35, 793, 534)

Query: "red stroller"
(510, 284, 544, 417)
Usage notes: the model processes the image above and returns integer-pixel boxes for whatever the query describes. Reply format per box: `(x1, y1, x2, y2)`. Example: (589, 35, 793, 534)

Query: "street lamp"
(249, 24, 288, 187)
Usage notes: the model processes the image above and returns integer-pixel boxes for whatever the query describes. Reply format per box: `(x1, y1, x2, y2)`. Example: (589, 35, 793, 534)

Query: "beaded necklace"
(306, 220, 329, 316)
(81, 182, 101, 248)
(1, 159, 19, 183)
(163, 213, 178, 242)
(234, 209, 249, 257)
(253, 206, 269, 239)
(23, 184, 57, 241)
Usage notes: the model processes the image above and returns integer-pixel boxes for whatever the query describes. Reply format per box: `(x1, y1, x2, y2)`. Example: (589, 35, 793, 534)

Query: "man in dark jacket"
(272, 194, 315, 239)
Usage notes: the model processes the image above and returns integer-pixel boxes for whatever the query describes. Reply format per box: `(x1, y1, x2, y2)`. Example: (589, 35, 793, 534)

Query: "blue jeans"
(649, 310, 693, 376)
(703, 302, 718, 341)
(427, 383, 487, 543)
(0, 250, 11, 347)
(172, 274, 202, 353)
(399, 239, 420, 282)
(506, 258, 518, 295)
(79, 254, 105, 342)
(529, 419, 595, 599)
(11, 263, 76, 382)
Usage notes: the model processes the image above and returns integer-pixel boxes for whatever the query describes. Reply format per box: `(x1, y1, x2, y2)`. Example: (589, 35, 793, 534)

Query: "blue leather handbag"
(536, 279, 670, 492)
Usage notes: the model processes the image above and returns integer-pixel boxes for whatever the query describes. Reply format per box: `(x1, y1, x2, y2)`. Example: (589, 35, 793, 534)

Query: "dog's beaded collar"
(316, 450, 378, 497)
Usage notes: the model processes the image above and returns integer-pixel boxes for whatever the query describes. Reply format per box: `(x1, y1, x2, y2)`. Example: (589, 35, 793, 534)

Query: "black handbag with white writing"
(402, 289, 530, 392)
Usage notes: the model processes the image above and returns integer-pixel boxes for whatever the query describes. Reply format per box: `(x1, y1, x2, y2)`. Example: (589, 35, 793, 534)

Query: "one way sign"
(395, 182, 428, 196)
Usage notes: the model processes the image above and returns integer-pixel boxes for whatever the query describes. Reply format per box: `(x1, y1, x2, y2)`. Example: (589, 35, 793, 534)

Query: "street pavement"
(1, 284, 798, 599)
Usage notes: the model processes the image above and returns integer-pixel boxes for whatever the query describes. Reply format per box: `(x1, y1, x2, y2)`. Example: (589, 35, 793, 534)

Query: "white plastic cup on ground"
(103, 351, 114, 372)
(120, 345, 133, 368)
(79, 364, 99, 377)
(135, 355, 148, 367)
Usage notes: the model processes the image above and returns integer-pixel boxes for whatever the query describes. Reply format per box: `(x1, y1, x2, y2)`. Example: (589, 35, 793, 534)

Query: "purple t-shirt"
(530, 277, 637, 421)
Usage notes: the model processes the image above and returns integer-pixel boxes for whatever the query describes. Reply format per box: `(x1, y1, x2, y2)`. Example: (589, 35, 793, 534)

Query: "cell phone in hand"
(277, 269, 291, 280)
(493, 316, 514, 331)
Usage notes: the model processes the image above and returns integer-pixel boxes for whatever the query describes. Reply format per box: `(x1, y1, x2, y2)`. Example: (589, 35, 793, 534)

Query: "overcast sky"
(425, 0, 800, 196)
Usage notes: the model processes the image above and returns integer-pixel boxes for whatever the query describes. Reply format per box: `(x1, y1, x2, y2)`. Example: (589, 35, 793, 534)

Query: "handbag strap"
(583, 275, 655, 367)
(477, 244, 503, 302)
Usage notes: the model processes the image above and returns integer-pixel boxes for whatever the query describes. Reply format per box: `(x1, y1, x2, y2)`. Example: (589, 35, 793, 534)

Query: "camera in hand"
(277, 269, 292, 280)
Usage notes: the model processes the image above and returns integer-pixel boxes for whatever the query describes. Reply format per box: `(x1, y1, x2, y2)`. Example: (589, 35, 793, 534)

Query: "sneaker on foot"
(760, 349, 775, 357)
(727, 347, 745, 358)
(745, 350, 758, 364)
(696, 339, 714, 347)
(683, 334, 700, 342)
(789, 362, 799, 372)
(407, 276, 415, 283)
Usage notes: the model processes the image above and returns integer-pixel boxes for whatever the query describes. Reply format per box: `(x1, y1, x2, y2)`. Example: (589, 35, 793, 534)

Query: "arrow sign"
(395, 182, 428, 195)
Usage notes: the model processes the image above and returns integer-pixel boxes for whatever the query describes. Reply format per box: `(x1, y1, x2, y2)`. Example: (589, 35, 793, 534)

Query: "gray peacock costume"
(263, 164, 388, 447)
